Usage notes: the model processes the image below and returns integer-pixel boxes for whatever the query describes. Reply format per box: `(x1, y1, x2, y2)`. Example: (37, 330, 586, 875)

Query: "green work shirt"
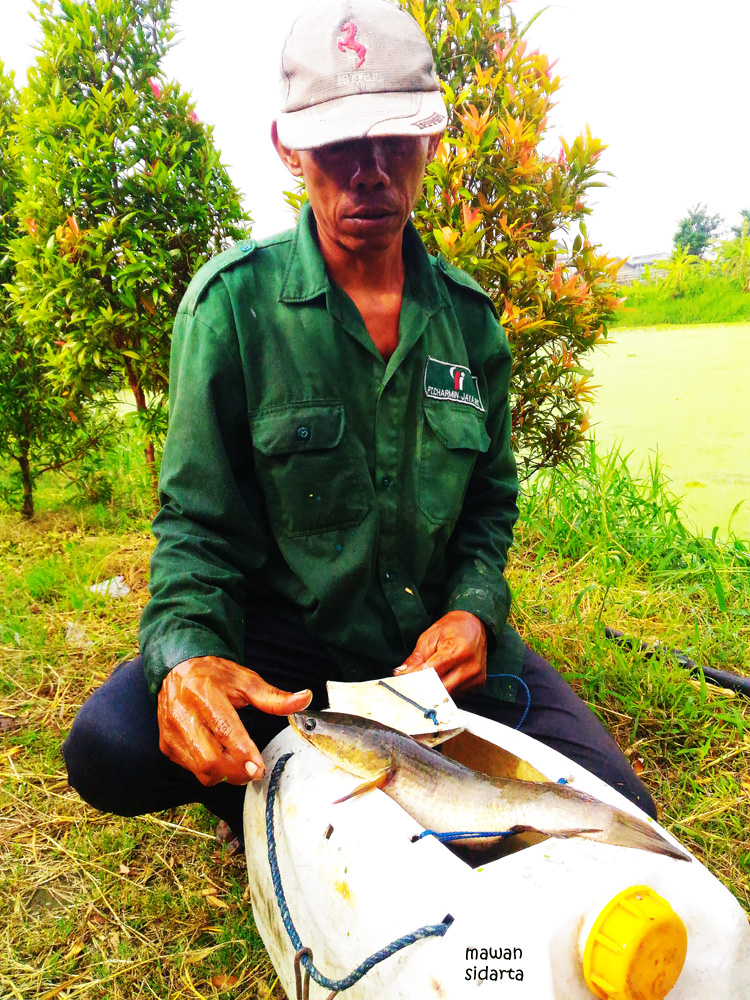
(139, 203, 525, 700)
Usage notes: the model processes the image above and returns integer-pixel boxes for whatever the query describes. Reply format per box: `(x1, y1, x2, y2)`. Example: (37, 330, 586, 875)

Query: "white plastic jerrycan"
(244, 710, 750, 999)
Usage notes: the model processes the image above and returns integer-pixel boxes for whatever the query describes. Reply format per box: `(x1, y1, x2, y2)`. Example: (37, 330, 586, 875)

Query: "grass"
(614, 275, 750, 326)
(1, 438, 748, 997)
(0, 451, 284, 999)
(514, 444, 750, 905)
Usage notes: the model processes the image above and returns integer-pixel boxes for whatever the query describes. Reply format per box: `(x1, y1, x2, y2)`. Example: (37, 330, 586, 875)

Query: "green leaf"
(710, 565, 727, 613)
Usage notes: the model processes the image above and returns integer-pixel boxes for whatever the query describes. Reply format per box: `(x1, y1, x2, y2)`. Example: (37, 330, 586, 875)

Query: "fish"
(288, 710, 690, 862)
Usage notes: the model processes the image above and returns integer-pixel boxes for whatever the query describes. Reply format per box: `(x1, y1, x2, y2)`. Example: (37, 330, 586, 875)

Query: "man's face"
(274, 132, 441, 254)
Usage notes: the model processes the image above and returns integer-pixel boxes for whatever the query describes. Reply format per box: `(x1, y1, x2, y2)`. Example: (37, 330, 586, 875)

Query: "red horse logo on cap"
(338, 21, 366, 68)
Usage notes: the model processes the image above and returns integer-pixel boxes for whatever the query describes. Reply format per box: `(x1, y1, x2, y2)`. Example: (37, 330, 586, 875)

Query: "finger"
(436, 662, 486, 696)
(394, 633, 438, 674)
(163, 700, 237, 785)
(191, 695, 266, 781)
(418, 644, 464, 676)
(394, 652, 425, 675)
(237, 672, 313, 716)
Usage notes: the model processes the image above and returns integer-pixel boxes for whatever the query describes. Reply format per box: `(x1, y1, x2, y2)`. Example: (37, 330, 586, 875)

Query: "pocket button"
(297, 426, 310, 440)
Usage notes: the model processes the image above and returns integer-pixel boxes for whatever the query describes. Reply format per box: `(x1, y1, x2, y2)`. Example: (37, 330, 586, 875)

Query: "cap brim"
(276, 89, 447, 150)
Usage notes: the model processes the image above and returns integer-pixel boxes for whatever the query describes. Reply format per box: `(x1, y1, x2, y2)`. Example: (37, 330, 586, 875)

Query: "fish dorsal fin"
(440, 731, 550, 782)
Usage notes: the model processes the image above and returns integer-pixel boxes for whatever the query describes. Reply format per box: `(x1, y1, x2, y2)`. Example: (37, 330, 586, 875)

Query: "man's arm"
(139, 283, 267, 695)
(140, 282, 306, 782)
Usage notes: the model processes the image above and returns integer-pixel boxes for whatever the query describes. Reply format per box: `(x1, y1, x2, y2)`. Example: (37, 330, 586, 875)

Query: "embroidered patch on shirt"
(423, 357, 484, 411)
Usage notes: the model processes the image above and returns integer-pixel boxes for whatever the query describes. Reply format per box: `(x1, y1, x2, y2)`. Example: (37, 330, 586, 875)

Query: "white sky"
(2, 0, 748, 259)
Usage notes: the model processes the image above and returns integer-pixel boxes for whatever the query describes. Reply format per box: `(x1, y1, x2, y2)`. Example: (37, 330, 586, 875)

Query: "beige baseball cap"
(276, 0, 448, 150)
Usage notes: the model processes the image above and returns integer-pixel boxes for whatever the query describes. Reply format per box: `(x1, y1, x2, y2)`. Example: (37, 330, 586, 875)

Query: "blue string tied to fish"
(485, 672, 532, 730)
(376, 679, 439, 725)
(374, 672, 531, 731)
(412, 828, 515, 844)
(266, 752, 454, 999)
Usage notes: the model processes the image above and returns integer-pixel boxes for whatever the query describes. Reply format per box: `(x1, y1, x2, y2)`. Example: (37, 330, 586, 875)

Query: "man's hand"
(394, 611, 487, 695)
(157, 656, 312, 786)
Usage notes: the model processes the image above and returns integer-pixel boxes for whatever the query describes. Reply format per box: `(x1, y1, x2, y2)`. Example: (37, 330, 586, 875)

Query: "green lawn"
(613, 277, 750, 327)
(0, 442, 748, 997)
(590, 322, 750, 540)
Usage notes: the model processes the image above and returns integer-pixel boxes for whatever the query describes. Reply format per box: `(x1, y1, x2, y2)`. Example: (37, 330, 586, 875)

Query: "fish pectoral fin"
(507, 824, 603, 839)
(543, 827, 603, 839)
(332, 767, 396, 804)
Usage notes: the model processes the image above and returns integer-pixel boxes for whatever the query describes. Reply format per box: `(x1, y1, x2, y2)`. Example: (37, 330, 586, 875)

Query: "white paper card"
(326, 669, 462, 736)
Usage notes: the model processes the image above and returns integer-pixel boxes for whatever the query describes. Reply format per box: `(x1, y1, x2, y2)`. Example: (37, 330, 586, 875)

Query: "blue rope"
(412, 828, 514, 843)
(266, 753, 454, 994)
(377, 680, 438, 725)
(486, 673, 531, 730)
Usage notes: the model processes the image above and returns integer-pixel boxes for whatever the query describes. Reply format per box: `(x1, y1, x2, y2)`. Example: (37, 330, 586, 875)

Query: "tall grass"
(614, 275, 750, 326)
(511, 442, 749, 912)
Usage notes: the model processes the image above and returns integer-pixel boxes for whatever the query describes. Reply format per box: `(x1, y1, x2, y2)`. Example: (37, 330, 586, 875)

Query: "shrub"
(403, 0, 624, 474)
(10, 0, 250, 488)
(0, 61, 112, 518)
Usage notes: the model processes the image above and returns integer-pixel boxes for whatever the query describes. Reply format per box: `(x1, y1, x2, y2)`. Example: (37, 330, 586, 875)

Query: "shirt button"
(381, 475, 391, 489)
(384, 571, 394, 582)
(297, 426, 310, 440)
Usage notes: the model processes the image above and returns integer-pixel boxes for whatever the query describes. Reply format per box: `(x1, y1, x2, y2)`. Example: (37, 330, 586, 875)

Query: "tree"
(673, 203, 723, 258)
(661, 246, 702, 298)
(400, 0, 623, 474)
(717, 217, 750, 292)
(0, 62, 110, 518)
(730, 208, 750, 239)
(11, 0, 250, 489)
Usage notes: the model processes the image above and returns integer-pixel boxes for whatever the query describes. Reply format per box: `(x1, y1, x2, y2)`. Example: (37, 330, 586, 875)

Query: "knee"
(63, 698, 125, 812)
(62, 657, 156, 814)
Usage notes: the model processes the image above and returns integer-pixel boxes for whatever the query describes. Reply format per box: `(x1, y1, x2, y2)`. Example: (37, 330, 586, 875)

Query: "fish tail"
(594, 811, 691, 861)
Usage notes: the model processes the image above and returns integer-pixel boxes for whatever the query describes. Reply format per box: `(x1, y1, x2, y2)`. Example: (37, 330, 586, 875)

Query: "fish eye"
(304, 718, 317, 732)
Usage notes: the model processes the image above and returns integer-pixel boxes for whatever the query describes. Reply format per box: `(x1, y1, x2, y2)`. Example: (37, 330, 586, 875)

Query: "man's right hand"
(157, 656, 312, 786)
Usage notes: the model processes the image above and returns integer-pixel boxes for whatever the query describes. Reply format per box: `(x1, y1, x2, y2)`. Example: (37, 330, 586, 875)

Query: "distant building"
(618, 252, 670, 285)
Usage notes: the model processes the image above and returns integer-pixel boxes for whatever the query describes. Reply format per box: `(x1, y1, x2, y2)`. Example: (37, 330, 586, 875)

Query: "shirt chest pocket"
(419, 403, 490, 524)
(250, 401, 369, 537)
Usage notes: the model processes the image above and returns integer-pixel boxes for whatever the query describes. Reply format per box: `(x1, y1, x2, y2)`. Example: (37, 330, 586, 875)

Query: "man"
(64, 0, 654, 845)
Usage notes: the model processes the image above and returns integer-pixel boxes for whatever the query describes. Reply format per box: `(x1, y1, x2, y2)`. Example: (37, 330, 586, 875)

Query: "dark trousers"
(63, 611, 657, 841)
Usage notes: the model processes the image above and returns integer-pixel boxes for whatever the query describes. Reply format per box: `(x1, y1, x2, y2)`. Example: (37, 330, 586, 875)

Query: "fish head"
(289, 710, 394, 780)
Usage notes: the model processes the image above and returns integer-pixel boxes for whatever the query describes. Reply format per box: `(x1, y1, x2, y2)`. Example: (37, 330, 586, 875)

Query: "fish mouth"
(288, 711, 315, 739)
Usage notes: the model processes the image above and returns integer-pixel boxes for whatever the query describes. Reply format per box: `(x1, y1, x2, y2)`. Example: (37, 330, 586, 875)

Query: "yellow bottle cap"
(582, 884, 687, 1000)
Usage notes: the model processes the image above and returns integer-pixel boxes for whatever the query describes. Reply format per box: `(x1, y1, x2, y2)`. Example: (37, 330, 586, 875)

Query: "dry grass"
(0, 511, 284, 999)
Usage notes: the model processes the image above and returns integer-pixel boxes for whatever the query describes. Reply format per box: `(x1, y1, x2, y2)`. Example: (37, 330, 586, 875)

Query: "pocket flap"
(251, 402, 345, 456)
(424, 404, 490, 452)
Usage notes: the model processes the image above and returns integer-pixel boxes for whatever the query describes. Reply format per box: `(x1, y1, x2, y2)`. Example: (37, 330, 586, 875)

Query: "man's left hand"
(394, 610, 487, 695)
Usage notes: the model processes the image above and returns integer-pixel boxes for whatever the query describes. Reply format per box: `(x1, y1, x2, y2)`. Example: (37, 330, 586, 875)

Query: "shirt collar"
(278, 201, 446, 316)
